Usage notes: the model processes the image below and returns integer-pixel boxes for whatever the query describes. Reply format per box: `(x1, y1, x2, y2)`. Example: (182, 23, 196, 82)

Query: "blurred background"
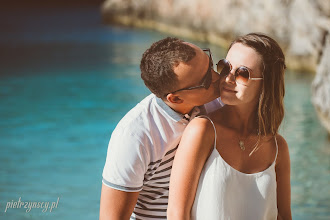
(0, 0, 329, 219)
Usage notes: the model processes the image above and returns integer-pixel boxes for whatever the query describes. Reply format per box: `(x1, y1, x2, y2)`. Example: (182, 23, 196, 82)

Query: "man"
(100, 37, 223, 219)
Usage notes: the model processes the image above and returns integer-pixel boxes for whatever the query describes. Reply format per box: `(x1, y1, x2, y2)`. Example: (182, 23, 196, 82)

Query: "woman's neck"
(221, 104, 259, 136)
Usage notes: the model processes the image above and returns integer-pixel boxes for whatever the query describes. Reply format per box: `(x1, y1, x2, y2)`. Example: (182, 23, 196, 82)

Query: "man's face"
(172, 44, 221, 108)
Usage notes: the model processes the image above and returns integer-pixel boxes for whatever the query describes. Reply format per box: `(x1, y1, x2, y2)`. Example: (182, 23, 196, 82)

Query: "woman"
(167, 33, 291, 220)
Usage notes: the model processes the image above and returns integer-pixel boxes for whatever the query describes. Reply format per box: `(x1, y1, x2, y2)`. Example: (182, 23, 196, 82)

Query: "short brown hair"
(230, 33, 286, 136)
(140, 37, 196, 98)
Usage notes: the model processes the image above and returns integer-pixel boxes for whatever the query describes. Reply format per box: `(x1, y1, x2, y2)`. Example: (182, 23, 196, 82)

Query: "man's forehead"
(183, 41, 197, 49)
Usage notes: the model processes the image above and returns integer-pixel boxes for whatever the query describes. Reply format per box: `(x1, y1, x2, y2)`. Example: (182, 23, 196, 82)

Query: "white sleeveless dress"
(191, 117, 278, 220)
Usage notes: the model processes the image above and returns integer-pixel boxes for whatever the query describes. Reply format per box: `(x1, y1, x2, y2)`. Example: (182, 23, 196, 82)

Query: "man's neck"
(163, 99, 193, 115)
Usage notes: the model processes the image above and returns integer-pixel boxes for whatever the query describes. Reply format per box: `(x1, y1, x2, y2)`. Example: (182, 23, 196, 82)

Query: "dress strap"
(274, 135, 279, 162)
(197, 115, 217, 149)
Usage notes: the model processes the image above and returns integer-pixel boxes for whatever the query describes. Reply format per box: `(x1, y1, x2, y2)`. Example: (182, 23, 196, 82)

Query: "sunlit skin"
(165, 43, 221, 114)
(168, 43, 291, 220)
(220, 43, 264, 107)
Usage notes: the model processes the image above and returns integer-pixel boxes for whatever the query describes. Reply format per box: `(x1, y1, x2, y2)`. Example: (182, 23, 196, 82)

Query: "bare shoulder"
(184, 116, 214, 135)
(275, 134, 289, 153)
(180, 116, 215, 153)
(275, 134, 290, 165)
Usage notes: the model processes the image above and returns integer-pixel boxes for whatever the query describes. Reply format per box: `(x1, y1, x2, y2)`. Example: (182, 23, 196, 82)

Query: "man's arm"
(99, 183, 140, 220)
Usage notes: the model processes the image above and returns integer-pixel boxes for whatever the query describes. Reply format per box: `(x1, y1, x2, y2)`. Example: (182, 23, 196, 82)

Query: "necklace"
(238, 132, 253, 151)
(238, 131, 261, 156)
(238, 137, 251, 151)
(238, 140, 245, 150)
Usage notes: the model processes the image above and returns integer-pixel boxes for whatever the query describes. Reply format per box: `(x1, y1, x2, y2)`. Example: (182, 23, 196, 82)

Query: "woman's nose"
(225, 70, 236, 84)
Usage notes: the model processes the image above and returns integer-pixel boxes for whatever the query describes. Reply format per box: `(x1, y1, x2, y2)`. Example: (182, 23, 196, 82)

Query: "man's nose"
(211, 69, 221, 82)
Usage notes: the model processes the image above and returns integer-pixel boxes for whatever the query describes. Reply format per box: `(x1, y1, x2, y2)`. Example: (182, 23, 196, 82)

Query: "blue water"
(0, 6, 329, 220)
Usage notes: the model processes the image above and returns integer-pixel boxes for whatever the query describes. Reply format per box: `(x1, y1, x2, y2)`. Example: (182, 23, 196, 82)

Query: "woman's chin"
(220, 97, 236, 105)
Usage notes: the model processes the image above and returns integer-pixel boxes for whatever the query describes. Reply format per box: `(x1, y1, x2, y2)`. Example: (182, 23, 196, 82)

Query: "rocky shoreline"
(101, 0, 330, 134)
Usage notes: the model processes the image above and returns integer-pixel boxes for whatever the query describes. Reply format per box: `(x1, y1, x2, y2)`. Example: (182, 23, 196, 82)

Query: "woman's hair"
(140, 37, 196, 98)
(229, 33, 286, 136)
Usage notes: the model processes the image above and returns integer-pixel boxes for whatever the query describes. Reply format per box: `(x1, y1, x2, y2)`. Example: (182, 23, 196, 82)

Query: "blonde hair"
(230, 33, 286, 136)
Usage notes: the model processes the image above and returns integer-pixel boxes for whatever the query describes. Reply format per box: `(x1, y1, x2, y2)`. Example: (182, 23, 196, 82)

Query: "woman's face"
(220, 43, 264, 106)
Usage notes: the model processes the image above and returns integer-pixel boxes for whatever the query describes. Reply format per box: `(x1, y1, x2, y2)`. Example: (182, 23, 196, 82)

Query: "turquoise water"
(0, 6, 329, 220)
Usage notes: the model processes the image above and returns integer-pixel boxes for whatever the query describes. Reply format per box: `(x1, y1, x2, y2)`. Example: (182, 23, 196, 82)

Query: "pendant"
(238, 140, 245, 151)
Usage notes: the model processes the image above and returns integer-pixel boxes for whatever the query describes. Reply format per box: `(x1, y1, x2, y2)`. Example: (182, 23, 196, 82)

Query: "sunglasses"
(216, 59, 263, 84)
(167, 48, 214, 95)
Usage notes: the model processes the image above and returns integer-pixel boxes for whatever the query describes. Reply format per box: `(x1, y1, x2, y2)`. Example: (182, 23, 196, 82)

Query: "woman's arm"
(167, 117, 215, 220)
(275, 134, 292, 220)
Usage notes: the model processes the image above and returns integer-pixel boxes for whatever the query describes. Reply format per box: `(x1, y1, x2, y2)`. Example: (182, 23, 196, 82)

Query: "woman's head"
(222, 32, 286, 136)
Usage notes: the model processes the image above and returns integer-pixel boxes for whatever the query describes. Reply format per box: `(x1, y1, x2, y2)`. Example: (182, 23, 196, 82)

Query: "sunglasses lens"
(236, 67, 250, 84)
(217, 60, 230, 77)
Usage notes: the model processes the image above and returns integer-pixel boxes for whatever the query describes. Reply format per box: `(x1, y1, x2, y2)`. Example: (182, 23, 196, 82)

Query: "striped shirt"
(102, 94, 222, 219)
(133, 145, 178, 219)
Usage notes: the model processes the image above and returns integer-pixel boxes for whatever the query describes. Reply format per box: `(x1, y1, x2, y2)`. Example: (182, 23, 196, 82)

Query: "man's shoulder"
(117, 94, 156, 125)
(113, 94, 169, 136)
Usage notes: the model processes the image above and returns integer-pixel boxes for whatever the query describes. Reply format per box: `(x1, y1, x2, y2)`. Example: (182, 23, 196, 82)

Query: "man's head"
(140, 37, 221, 114)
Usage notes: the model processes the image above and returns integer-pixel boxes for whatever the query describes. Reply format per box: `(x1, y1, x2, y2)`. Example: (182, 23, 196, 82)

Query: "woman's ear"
(166, 93, 184, 104)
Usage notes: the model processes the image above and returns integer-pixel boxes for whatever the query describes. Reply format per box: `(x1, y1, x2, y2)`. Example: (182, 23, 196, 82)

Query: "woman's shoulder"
(181, 116, 216, 150)
(275, 134, 288, 150)
(262, 134, 288, 148)
(185, 116, 215, 136)
(274, 134, 290, 165)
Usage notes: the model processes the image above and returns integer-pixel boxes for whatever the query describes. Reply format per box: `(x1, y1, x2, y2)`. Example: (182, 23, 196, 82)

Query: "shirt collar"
(155, 96, 203, 123)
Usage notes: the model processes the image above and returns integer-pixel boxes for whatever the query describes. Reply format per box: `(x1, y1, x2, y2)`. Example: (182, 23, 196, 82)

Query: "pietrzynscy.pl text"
(4, 197, 60, 213)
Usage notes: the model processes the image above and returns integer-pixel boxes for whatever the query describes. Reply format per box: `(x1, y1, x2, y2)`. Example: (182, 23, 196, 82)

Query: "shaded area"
(2, 0, 105, 8)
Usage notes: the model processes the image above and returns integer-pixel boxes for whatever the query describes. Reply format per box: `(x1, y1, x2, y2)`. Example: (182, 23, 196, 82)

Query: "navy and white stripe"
(131, 146, 178, 219)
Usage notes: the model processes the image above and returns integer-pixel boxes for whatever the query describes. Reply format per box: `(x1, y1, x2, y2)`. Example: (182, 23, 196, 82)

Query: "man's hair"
(230, 33, 286, 136)
(140, 37, 196, 98)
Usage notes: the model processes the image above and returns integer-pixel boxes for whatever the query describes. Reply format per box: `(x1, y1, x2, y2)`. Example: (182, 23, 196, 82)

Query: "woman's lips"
(222, 87, 237, 93)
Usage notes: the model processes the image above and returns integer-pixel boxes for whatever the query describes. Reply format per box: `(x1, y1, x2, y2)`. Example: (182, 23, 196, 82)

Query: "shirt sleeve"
(102, 127, 149, 192)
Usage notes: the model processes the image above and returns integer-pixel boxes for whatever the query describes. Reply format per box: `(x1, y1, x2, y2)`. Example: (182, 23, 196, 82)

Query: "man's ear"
(166, 93, 184, 104)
